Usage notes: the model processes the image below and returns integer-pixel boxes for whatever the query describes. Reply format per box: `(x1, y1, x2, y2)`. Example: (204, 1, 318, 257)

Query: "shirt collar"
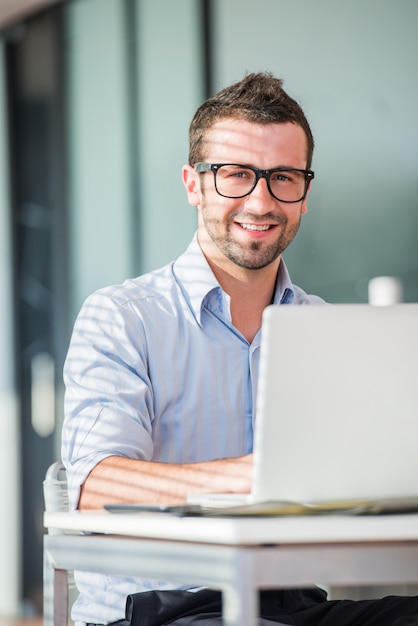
(173, 234, 220, 324)
(272, 260, 296, 305)
(173, 233, 296, 324)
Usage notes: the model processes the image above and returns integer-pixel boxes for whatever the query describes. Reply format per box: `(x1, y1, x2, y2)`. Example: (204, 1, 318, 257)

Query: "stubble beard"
(202, 211, 302, 271)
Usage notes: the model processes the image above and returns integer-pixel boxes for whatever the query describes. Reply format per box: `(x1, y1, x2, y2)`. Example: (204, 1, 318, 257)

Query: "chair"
(43, 460, 74, 625)
(43, 460, 69, 522)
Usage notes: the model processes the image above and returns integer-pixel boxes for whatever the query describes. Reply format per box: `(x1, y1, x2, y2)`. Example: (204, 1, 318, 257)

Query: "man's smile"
(238, 223, 273, 232)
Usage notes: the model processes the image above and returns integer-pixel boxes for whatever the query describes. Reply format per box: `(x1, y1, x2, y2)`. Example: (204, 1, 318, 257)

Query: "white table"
(43, 510, 418, 626)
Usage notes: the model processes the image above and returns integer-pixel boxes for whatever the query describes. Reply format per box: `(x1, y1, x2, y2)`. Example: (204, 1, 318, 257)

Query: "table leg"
(222, 553, 259, 626)
(44, 536, 69, 626)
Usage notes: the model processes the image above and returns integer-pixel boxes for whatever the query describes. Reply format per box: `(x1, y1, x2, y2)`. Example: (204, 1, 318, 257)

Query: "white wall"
(212, 0, 418, 303)
(0, 42, 21, 617)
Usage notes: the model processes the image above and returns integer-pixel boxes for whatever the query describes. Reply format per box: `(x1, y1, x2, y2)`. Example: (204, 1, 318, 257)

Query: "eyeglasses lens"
(215, 165, 307, 202)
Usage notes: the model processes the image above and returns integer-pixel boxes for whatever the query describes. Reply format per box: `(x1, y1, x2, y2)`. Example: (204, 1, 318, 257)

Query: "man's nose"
(244, 176, 276, 213)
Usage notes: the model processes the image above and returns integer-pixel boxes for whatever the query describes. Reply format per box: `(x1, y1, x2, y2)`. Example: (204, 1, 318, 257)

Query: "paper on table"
(105, 496, 418, 518)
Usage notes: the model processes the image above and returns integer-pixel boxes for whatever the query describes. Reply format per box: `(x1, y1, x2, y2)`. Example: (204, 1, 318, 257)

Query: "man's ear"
(182, 165, 201, 207)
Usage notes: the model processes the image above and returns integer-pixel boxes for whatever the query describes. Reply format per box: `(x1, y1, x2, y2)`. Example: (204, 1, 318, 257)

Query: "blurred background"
(0, 0, 417, 618)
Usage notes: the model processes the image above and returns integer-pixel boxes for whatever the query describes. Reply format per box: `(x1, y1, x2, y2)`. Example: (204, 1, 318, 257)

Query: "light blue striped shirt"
(62, 233, 325, 625)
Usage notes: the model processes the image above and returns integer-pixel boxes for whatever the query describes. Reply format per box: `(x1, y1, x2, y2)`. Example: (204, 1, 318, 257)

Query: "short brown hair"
(188, 72, 314, 168)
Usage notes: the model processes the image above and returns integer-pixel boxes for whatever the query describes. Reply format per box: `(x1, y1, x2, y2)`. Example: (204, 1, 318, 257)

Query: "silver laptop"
(188, 303, 418, 509)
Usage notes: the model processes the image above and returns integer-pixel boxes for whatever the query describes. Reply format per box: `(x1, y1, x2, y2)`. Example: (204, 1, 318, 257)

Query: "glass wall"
(3, 5, 68, 612)
(0, 0, 205, 613)
(0, 40, 20, 618)
(212, 0, 418, 303)
(67, 0, 203, 322)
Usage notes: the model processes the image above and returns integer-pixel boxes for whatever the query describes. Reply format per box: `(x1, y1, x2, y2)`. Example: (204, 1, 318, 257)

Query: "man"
(62, 72, 418, 626)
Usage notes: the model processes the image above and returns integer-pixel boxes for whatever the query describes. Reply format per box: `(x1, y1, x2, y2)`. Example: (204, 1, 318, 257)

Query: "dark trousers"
(121, 587, 418, 626)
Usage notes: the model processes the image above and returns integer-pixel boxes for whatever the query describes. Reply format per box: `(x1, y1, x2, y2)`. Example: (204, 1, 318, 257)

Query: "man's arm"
(78, 454, 253, 510)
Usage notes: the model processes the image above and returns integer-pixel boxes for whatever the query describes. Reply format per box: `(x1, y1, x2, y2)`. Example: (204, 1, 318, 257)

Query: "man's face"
(183, 118, 311, 273)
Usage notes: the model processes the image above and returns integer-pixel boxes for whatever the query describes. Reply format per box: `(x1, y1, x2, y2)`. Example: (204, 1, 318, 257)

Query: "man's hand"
(78, 454, 253, 510)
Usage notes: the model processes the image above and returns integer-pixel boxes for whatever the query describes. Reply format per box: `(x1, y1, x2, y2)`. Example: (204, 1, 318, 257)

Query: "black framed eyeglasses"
(195, 162, 314, 203)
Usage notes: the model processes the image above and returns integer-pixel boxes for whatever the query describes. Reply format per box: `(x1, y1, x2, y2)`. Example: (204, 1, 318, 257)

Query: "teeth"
(240, 224, 271, 231)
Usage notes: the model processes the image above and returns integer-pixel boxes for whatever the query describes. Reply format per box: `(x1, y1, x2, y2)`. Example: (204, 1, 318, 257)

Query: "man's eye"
(229, 169, 251, 179)
(271, 172, 292, 183)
